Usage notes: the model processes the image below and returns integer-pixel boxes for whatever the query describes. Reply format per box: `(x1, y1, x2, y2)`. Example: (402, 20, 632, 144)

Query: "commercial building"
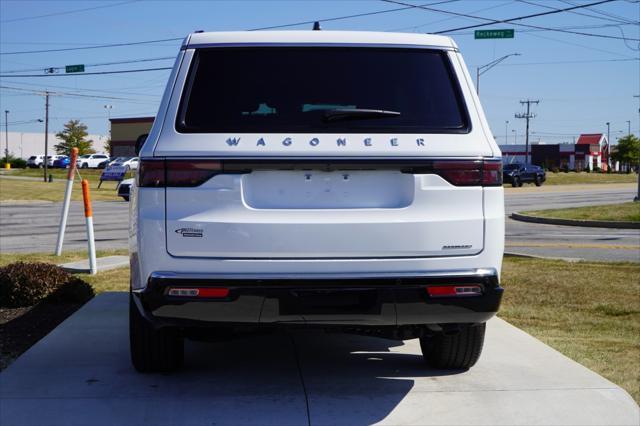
(2, 132, 108, 159)
(499, 133, 611, 171)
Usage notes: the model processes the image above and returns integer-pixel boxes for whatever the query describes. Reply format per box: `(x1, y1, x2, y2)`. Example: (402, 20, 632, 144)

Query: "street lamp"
(505, 120, 509, 145)
(626, 120, 631, 136)
(512, 129, 517, 145)
(476, 53, 521, 95)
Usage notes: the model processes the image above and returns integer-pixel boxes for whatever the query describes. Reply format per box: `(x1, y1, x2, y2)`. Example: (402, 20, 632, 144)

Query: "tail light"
(139, 160, 222, 187)
(432, 159, 502, 187)
(139, 158, 503, 187)
(427, 285, 482, 297)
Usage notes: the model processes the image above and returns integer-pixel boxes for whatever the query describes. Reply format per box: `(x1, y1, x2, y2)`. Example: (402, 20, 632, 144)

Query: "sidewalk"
(1, 292, 637, 426)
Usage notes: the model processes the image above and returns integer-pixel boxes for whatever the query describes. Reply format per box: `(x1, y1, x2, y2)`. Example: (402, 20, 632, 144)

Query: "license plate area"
(242, 170, 414, 209)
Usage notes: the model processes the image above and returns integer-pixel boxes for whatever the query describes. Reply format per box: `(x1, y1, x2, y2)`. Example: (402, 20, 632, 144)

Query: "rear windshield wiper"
(323, 108, 401, 123)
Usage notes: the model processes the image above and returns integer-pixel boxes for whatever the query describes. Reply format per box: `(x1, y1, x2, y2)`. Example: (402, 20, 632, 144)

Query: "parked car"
(117, 178, 134, 201)
(129, 31, 505, 373)
(46, 155, 66, 167)
(502, 163, 546, 187)
(97, 159, 110, 169)
(76, 154, 109, 169)
(26, 155, 45, 168)
(110, 157, 139, 171)
(52, 156, 70, 168)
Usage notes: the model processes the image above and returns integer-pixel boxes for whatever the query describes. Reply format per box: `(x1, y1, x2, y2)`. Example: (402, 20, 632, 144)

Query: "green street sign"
(65, 64, 85, 73)
(474, 29, 514, 39)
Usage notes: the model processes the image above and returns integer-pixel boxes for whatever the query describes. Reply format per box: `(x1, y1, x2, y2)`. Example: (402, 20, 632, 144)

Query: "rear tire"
(420, 323, 486, 369)
(534, 176, 542, 186)
(81, 163, 88, 169)
(129, 294, 184, 373)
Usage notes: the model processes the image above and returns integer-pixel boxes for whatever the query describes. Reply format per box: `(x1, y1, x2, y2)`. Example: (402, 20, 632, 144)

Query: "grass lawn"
(1, 251, 638, 402)
(544, 172, 637, 185)
(501, 257, 640, 403)
(2, 167, 134, 184)
(0, 177, 124, 202)
(523, 202, 640, 222)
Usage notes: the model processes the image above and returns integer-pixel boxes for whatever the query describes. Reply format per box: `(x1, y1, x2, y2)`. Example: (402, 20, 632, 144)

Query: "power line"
(490, 57, 637, 66)
(1, 56, 174, 74)
(1, 1, 140, 24)
(559, 0, 639, 25)
(0, 0, 458, 56)
(0, 38, 183, 56)
(383, 0, 639, 41)
(0, 67, 172, 78)
(248, 0, 459, 30)
(0, 80, 163, 98)
(518, 0, 635, 25)
(0, 86, 159, 104)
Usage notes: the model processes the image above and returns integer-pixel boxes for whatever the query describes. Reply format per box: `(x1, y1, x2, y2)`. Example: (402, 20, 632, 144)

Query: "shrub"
(47, 279, 94, 304)
(0, 262, 94, 307)
(0, 156, 27, 169)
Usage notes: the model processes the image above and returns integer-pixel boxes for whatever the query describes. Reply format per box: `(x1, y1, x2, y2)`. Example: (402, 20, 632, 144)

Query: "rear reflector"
(427, 285, 482, 297)
(167, 287, 230, 298)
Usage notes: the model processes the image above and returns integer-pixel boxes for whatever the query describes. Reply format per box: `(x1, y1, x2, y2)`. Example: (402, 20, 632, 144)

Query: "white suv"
(27, 155, 45, 168)
(129, 31, 505, 372)
(77, 154, 109, 168)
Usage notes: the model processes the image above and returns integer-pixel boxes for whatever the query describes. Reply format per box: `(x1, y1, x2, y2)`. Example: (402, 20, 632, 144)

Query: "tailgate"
(164, 160, 485, 259)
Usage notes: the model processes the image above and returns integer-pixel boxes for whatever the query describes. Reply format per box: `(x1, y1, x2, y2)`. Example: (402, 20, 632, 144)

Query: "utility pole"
(4, 110, 8, 165)
(515, 99, 539, 164)
(44, 91, 49, 182)
(626, 120, 631, 136)
(634, 95, 640, 202)
(606, 122, 610, 171)
(512, 129, 517, 145)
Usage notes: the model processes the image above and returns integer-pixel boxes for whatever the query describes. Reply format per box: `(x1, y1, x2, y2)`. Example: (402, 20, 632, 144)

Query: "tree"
(612, 134, 640, 170)
(103, 138, 112, 156)
(54, 120, 95, 155)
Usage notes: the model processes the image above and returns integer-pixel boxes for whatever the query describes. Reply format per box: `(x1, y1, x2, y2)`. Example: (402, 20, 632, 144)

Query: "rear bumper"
(132, 269, 503, 330)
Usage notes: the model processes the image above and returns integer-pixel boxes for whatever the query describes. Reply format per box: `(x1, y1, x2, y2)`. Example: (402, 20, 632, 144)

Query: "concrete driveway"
(1, 293, 637, 426)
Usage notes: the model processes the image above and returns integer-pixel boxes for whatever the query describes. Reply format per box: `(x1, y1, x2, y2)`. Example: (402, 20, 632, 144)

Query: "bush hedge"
(0, 262, 94, 307)
(0, 156, 27, 169)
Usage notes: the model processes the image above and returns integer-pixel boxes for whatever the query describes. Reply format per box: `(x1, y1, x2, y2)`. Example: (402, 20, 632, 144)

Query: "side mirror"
(135, 134, 148, 156)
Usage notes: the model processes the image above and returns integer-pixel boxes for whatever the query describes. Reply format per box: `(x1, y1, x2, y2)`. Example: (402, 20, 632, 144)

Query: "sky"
(0, 0, 638, 146)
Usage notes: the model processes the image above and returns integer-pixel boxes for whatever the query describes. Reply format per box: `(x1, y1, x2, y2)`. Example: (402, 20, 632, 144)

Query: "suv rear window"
(177, 47, 470, 134)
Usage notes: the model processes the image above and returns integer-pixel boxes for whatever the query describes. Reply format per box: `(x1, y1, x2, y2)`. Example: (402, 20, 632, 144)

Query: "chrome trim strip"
(149, 268, 497, 281)
(183, 42, 456, 51)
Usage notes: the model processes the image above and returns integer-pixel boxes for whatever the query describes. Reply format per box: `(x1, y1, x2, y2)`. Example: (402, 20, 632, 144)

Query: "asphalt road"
(1, 293, 637, 426)
(504, 185, 639, 262)
(1, 184, 638, 262)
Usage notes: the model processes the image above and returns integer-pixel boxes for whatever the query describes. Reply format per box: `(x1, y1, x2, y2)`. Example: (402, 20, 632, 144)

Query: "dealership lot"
(0, 292, 637, 426)
(1, 185, 638, 261)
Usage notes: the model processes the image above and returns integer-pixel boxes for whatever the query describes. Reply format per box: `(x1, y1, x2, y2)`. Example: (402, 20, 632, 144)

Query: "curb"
(510, 212, 640, 229)
(59, 255, 129, 274)
(504, 251, 583, 262)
